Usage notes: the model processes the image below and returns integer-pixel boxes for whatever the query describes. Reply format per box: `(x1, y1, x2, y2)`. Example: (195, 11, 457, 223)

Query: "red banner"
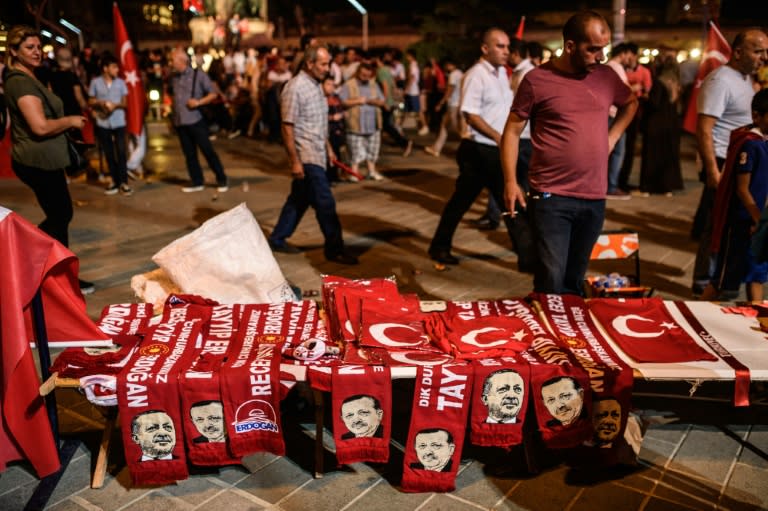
(113, 2, 146, 136)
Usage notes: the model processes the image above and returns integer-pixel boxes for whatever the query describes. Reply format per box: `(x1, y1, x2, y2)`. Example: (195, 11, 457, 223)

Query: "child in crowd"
(323, 75, 345, 183)
(704, 89, 768, 301)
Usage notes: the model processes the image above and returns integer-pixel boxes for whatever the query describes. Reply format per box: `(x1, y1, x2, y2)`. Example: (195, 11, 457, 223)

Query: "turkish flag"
(682, 21, 731, 134)
(588, 298, 717, 363)
(515, 16, 525, 40)
(113, 3, 145, 137)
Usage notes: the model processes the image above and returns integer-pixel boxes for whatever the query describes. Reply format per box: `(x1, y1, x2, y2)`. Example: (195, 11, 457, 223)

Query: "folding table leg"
(92, 407, 118, 489)
(313, 389, 325, 478)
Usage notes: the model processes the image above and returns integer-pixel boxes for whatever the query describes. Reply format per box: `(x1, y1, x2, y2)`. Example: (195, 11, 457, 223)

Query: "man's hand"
(186, 98, 200, 109)
(504, 181, 527, 214)
(706, 169, 721, 189)
(290, 160, 304, 179)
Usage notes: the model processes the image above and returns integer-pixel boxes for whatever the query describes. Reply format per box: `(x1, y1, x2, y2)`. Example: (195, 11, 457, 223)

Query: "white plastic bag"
(152, 203, 294, 304)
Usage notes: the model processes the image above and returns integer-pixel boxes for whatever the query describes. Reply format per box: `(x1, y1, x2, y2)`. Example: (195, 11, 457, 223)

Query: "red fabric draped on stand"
(0, 209, 108, 476)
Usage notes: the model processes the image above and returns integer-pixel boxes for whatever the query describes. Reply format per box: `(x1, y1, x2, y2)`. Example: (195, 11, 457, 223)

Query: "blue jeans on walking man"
(269, 164, 344, 258)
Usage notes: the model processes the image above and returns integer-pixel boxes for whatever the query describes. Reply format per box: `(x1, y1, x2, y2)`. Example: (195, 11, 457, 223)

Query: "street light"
(59, 18, 84, 49)
(345, 0, 368, 51)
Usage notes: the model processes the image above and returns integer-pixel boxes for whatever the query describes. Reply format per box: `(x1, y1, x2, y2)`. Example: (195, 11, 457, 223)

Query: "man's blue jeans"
(607, 116, 626, 193)
(529, 193, 605, 295)
(269, 163, 344, 258)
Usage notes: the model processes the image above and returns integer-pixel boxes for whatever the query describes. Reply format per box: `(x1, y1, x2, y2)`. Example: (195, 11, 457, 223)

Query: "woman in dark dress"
(639, 60, 684, 195)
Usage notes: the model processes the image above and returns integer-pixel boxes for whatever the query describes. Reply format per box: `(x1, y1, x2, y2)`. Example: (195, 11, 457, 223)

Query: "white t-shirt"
(447, 69, 463, 107)
(267, 69, 292, 85)
(405, 60, 420, 96)
(460, 59, 512, 147)
(697, 65, 756, 159)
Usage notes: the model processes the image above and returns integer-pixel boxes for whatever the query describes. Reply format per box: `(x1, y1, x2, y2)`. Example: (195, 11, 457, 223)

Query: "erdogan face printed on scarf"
(414, 428, 455, 472)
(190, 401, 226, 442)
(132, 410, 176, 459)
(592, 397, 621, 444)
(541, 376, 584, 426)
(340, 395, 383, 437)
(481, 369, 524, 423)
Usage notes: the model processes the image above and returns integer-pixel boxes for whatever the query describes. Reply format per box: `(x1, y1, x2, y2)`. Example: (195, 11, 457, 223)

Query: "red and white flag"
(113, 2, 145, 136)
(682, 21, 731, 134)
(515, 16, 525, 40)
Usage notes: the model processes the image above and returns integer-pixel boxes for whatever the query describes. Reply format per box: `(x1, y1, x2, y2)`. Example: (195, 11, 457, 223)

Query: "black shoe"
(269, 241, 302, 254)
(78, 279, 95, 295)
(326, 252, 359, 265)
(429, 249, 459, 265)
(475, 218, 500, 230)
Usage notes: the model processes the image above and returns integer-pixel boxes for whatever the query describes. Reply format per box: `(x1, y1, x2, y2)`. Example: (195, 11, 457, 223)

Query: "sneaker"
(268, 240, 301, 254)
(417, 126, 429, 136)
(78, 279, 95, 295)
(227, 129, 241, 140)
(606, 190, 631, 200)
(326, 252, 359, 265)
(181, 185, 205, 193)
(402, 140, 414, 157)
(127, 168, 143, 181)
(216, 181, 229, 192)
(97, 173, 111, 184)
(119, 184, 134, 196)
(424, 146, 440, 157)
(104, 185, 119, 195)
(368, 170, 385, 181)
(630, 189, 650, 198)
(208, 133, 218, 141)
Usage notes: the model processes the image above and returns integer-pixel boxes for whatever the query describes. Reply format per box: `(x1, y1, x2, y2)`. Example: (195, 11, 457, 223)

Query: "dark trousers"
(269, 163, 344, 258)
(430, 139, 534, 268)
(692, 158, 725, 287)
(176, 120, 227, 186)
(528, 193, 605, 295)
(618, 105, 641, 190)
(12, 160, 73, 247)
(95, 125, 127, 187)
(382, 108, 409, 148)
(485, 138, 532, 222)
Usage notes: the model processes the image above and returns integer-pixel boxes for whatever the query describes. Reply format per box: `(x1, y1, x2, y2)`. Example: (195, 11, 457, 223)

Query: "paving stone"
(234, 457, 312, 503)
(160, 476, 224, 506)
(638, 437, 677, 468)
(47, 453, 94, 506)
(417, 493, 487, 510)
(450, 461, 519, 509)
(339, 477, 431, 511)
(569, 482, 647, 511)
(653, 470, 722, 509)
(669, 426, 742, 484)
(192, 490, 267, 511)
(643, 423, 689, 445)
(121, 490, 194, 511)
(73, 467, 152, 510)
(739, 425, 768, 469)
(642, 496, 709, 511)
(277, 462, 380, 510)
(721, 463, 768, 510)
(0, 477, 37, 511)
(505, 466, 581, 511)
(46, 498, 91, 511)
(0, 465, 37, 495)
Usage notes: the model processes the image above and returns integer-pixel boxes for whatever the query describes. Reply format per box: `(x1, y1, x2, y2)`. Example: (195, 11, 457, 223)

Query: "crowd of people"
(2, 13, 767, 295)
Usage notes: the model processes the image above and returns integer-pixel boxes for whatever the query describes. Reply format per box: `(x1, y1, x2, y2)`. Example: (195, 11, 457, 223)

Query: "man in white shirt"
(428, 28, 533, 271)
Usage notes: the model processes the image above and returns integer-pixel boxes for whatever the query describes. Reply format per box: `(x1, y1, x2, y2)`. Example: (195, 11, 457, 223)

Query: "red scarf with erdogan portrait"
(534, 293, 634, 456)
(117, 316, 204, 486)
(469, 357, 530, 447)
(219, 305, 286, 457)
(180, 304, 242, 466)
(331, 365, 391, 464)
(587, 297, 717, 363)
(401, 363, 473, 493)
(525, 335, 592, 449)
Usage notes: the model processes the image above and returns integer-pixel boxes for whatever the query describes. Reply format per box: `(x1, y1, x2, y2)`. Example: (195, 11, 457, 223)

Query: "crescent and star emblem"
(368, 323, 425, 347)
(611, 314, 678, 338)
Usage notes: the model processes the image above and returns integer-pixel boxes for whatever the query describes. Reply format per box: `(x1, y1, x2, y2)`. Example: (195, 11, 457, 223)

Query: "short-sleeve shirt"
(698, 65, 756, 159)
(171, 67, 216, 126)
(447, 69, 463, 107)
(88, 76, 128, 129)
(376, 65, 396, 107)
(511, 62, 632, 199)
(281, 70, 328, 168)
(339, 79, 383, 135)
(4, 70, 69, 170)
(405, 60, 420, 96)
(49, 70, 84, 116)
(733, 131, 768, 221)
(460, 59, 512, 147)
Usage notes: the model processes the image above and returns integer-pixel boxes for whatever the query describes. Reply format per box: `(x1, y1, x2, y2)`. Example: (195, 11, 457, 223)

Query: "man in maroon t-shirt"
(500, 11, 637, 295)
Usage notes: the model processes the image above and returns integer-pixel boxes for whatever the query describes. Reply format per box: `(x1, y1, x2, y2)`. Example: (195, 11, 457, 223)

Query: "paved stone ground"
(1, 122, 767, 510)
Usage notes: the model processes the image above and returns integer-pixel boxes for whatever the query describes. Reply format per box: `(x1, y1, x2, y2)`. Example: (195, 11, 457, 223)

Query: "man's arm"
(607, 94, 638, 151)
(500, 111, 528, 213)
(281, 122, 304, 179)
(735, 172, 761, 228)
(696, 114, 720, 188)
(464, 112, 502, 146)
